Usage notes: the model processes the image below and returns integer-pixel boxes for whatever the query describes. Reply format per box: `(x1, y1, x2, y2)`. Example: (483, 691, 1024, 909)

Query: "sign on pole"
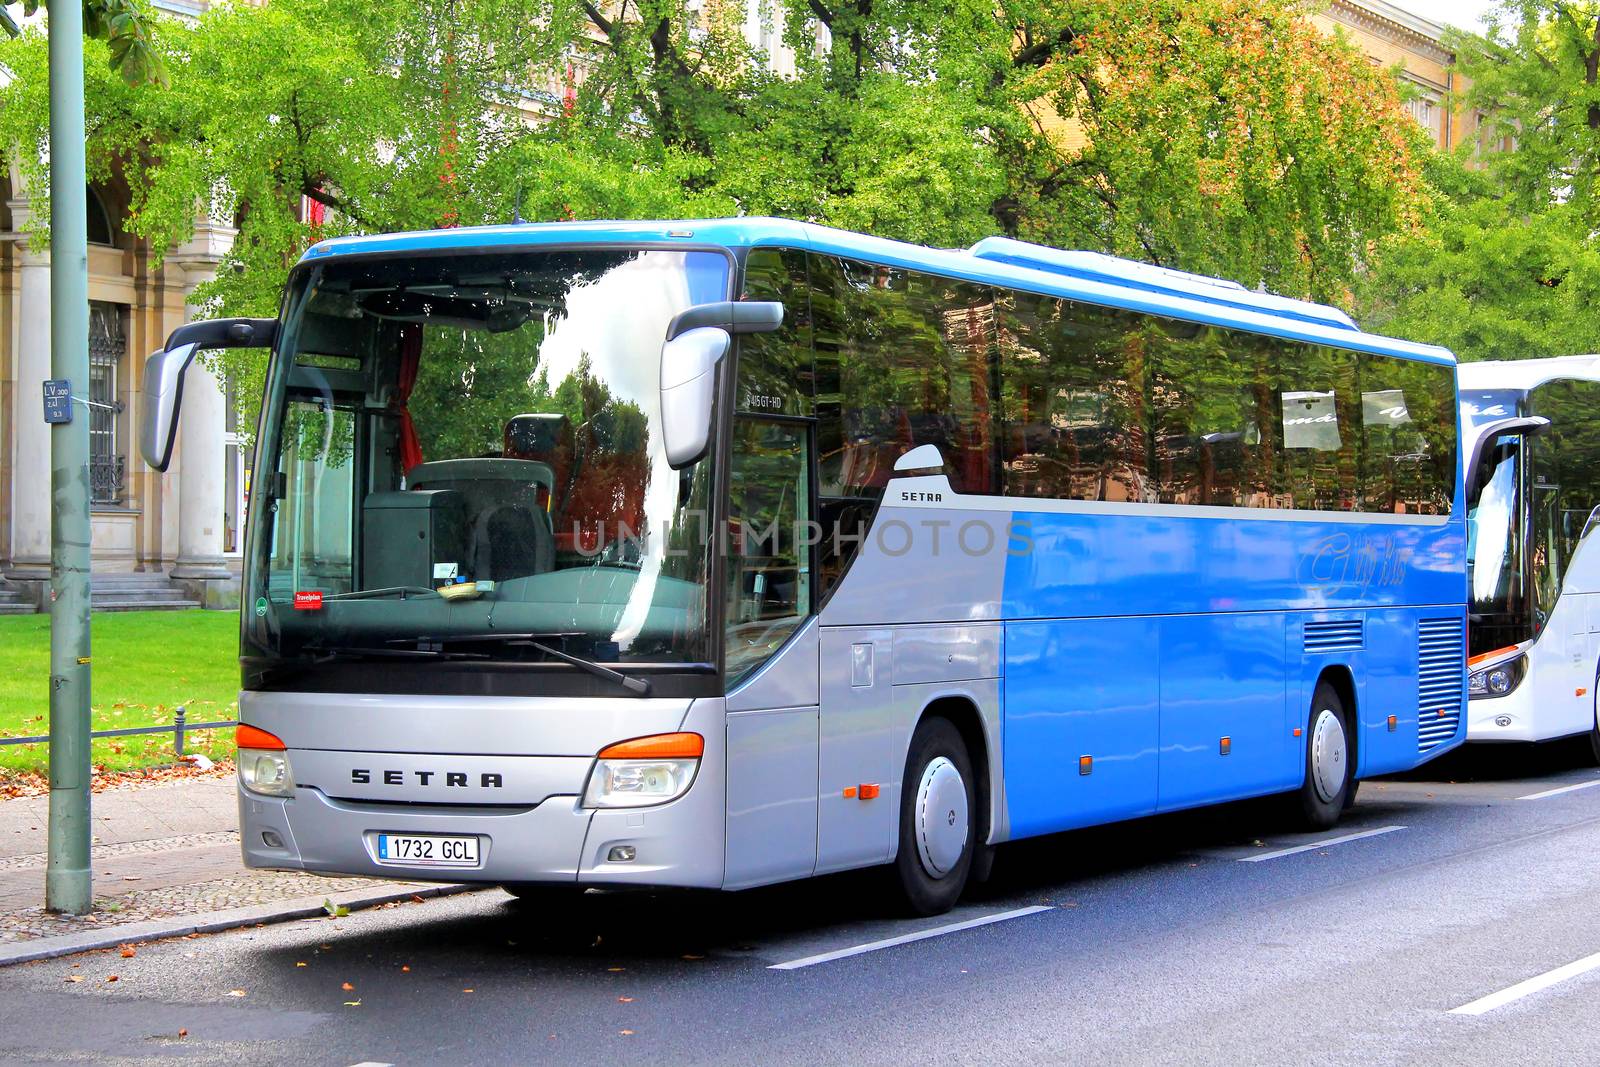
(42, 380, 72, 425)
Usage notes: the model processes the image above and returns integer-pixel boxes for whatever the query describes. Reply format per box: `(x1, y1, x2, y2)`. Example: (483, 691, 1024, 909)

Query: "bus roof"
(300, 217, 1456, 367)
(1457, 355, 1600, 393)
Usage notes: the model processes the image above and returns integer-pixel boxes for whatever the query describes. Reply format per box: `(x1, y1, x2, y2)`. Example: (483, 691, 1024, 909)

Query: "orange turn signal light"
(858, 783, 880, 800)
(236, 724, 286, 751)
(1293, 727, 1302, 737)
(597, 732, 704, 760)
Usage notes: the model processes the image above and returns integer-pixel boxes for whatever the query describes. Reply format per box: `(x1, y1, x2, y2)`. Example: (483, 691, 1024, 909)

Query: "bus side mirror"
(139, 342, 200, 472)
(139, 317, 280, 472)
(660, 327, 730, 470)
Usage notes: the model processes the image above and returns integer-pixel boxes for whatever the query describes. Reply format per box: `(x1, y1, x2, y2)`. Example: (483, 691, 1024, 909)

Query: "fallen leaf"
(411, 895, 424, 903)
(64, 975, 84, 983)
(225, 989, 246, 997)
(681, 954, 704, 961)
(178, 1029, 188, 1038)
(607, 967, 625, 972)
(295, 962, 307, 968)
(321, 898, 350, 919)
(463, 988, 475, 993)
(401, 965, 411, 973)
(344, 999, 362, 1007)
(106, 976, 118, 983)
(341, 982, 355, 991)
(620, 1030, 634, 1036)
(119, 945, 136, 958)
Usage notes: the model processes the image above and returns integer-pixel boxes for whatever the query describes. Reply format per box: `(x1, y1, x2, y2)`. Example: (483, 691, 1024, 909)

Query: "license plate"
(374, 833, 480, 867)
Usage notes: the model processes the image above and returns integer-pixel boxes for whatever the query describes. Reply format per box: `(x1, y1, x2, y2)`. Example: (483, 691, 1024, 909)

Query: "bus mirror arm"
(664, 301, 783, 341)
(139, 318, 280, 473)
(1464, 416, 1550, 502)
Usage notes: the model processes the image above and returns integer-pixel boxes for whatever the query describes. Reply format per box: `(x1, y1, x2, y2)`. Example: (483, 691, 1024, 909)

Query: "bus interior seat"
(406, 458, 556, 581)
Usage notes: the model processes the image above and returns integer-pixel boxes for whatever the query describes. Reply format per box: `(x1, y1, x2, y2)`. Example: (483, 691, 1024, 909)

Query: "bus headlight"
(236, 723, 294, 797)
(583, 733, 702, 809)
(239, 749, 295, 797)
(1468, 653, 1527, 699)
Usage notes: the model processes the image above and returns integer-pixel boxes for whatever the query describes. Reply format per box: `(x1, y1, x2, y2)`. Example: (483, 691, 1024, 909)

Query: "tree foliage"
(0, 0, 165, 84)
(1360, 2, 1600, 362)
(0, 0, 1434, 392)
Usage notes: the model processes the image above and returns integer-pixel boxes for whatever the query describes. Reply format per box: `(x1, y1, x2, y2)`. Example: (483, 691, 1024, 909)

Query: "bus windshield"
(244, 247, 731, 673)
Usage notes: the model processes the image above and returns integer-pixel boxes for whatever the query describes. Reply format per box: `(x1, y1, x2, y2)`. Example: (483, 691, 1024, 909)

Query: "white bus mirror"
(140, 317, 279, 473)
(660, 327, 730, 470)
(139, 341, 200, 473)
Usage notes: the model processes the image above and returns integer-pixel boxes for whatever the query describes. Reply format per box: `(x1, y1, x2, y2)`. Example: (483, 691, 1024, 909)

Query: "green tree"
(1360, 2, 1600, 361)
(0, 0, 165, 84)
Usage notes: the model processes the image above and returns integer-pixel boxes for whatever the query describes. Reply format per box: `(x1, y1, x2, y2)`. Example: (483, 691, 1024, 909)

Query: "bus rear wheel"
(893, 718, 975, 916)
(1290, 681, 1352, 831)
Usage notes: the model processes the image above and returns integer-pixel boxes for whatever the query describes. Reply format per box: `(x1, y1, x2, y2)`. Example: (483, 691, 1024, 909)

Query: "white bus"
(1462, 356, 1600, 760)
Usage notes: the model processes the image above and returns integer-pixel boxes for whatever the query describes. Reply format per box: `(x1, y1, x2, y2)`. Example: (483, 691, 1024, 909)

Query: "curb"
(0, 881, 480, 967)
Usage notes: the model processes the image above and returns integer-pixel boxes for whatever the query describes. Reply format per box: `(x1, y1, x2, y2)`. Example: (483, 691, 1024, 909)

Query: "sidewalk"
(0, 773, 468, 960)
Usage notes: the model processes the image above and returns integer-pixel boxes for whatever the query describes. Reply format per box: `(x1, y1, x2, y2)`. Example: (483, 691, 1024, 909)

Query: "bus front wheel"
(893, 718, 975, 916)
(1291, 682, 1352, 831)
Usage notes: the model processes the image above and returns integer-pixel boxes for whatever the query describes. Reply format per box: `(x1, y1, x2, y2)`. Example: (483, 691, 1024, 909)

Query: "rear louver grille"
(1418, 617, 1465, 752)
(1304, 620, 1364, 654)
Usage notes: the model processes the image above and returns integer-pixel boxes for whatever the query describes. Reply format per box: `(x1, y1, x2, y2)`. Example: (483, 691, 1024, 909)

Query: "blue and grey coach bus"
(140, 218, 1467, 915)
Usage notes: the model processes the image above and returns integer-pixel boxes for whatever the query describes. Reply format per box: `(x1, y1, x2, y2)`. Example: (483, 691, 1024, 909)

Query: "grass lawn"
(0, 610, 239, 777)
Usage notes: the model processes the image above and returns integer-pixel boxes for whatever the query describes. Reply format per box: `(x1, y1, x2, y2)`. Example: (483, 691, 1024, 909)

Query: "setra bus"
(141, 219, 1468, 914)
(1460, 356, 1600, 759)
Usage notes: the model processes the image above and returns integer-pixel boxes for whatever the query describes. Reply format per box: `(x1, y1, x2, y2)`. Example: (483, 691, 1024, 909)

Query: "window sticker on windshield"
(293, 591, 324, 611)
(433, 562, 460, 582)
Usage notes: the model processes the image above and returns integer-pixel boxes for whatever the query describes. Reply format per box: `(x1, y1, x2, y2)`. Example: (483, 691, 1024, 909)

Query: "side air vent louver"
(1304, 620, 1364, 654)
(1418, 617, 1465, 753)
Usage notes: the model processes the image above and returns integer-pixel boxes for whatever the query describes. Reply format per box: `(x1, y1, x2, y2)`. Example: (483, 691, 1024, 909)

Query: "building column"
(7, 227, 51, 581)
(166, 220, 237, 606)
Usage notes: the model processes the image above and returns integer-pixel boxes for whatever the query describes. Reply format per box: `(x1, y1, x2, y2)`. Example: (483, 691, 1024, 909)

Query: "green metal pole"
(45, 0, 93, 916)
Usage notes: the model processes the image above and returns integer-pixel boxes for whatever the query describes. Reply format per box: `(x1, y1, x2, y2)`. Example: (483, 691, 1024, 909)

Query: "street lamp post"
(45, 0, 94, 916)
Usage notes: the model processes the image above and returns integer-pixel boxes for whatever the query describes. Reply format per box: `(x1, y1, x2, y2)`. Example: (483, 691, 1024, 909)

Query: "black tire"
(1589, 667, 1600, 767)
(893, 718, 976, 916)
(1290, 681, 1353, 831)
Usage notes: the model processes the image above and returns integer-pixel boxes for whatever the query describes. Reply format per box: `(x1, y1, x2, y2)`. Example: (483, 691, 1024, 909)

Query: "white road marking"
(1237, 825, 1406, 862)
(768, 906, 1053, 970)
(1449, 949, 1600, 1016)
(1517, 778, 1600, 801)
(346, 1062, 394, 1066)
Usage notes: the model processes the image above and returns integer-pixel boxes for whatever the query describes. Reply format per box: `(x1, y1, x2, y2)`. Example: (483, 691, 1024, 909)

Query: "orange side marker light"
(858, 784, 880, 800)
(1293, 727, 1303, 738)
(1079, 755, 1093, 776)
(1387, 715, 1397, 732)
(842, 786, 857, 799)
(1579, 688, 1589, 698)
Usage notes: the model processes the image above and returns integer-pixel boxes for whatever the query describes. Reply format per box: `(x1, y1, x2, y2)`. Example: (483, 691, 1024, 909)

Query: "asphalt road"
(3, 740, 1600, 1066)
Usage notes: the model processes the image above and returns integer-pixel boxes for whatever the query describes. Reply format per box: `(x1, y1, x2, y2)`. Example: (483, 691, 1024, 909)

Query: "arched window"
(86, 186, 115, 246)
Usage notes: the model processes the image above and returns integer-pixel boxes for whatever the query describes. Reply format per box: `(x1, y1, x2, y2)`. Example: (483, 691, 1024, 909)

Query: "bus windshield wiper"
(393, 633, 652, 696)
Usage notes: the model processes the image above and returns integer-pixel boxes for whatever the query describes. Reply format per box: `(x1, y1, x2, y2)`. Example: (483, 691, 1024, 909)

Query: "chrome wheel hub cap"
(915, 756, 968, 878)
(1311, 708, 1347, 804)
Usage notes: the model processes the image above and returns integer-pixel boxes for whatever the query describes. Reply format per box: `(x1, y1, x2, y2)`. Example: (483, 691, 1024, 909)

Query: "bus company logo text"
(1300, 532, 1411, 592)
(352, 768, 504, 789)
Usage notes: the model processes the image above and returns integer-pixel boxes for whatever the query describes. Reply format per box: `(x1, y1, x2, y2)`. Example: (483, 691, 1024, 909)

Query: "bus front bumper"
(238, 781, 726, 889)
